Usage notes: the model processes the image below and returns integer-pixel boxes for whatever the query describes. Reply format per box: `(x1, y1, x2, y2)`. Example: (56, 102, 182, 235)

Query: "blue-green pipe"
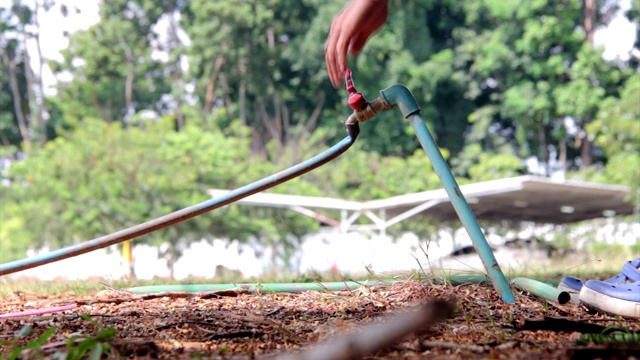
(379, 84, 515, 304)
(0, 125, 360, 276)
(511, 277, 570, 304)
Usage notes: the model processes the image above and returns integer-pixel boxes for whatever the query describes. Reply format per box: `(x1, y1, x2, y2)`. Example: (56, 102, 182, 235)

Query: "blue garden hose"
(1, 73, 516, 305)
(0, 124, 360, 276)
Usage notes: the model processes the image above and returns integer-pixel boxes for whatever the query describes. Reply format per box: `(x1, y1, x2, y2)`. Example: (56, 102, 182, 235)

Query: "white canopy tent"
(207, 176, 636, 235)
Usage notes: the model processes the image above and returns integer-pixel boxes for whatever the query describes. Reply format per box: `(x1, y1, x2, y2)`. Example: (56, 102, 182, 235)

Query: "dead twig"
(1, 314, 81, 322)
(422, 340, 485, 353)
(156, 318, 264, 342)
(278, 299, 455, 360)
(155, 320, 230, 331)
(264, 306, 284, 317)
(516, 317, 639, 334)
(199, 328, 264, 341)
(495, 341, 519, 351)
(73, 288, 249, 306)
(99, 282, 132, 296)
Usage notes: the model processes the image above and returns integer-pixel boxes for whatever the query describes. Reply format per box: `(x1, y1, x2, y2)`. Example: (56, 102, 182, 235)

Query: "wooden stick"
(279, 299, 455, 360)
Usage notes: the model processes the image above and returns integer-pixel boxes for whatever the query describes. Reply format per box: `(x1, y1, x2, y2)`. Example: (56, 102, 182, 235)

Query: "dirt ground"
(1, 280, 639, 359)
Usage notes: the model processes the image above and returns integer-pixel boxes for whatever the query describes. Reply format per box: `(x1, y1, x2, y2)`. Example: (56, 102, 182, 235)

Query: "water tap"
(344, 69, 390, 125)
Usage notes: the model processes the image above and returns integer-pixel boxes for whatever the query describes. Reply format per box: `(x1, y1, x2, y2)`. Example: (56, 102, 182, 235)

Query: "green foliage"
(2, 0, 638, 271)
(2, 116, 258, 262)
(184, 0, 337, 149)
(3, 316, 119, 360)
(451, 0, 629, 172)
(589, 72, 640, 157)
(576, 329, 640, 346)
(6, 326, 55, 360)
(588, 242, 631, 258)
(6, 119, 186, 250)
(50, 0, 170, 124)
(632, 240, 640, 254)
(66, 315, 117, 360)
(570, 73, 640, 204)
(468, 151, 525, 182)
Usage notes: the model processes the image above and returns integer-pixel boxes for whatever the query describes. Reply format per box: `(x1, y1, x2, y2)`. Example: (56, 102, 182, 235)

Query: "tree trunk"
(260, 98, 281, 145)
(239, 80, 247, 126)
(267, 27, 275, 49)
(559, 138, 567, 173)
(0, 130, 10, 146)
(167, 0, 184, 131)
(583, 0, 596, 43)
(239, 40, 250, 126)
(33, 0, 49, 143)
(282, 101, 290, 144)
(174, 97, 185, 131)
(304, 92, 326, 132)
(273, 94, 282, 143)
(580, 114, 593, 167)
(581, 0, 596, 167)
(218, 72, 235, 121)
(21, 30, 38, 141)
(2, 52, 31, 149)
(124, 64, 135, 125)
(538, 119, 549, 175)
(204, 55, 224, 112)
(90, 93, 106, 121)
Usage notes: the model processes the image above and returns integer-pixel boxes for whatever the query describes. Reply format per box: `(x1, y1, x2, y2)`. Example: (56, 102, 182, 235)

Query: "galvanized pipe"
(0, 125, 360, 276)
(377, 84, 516, 304)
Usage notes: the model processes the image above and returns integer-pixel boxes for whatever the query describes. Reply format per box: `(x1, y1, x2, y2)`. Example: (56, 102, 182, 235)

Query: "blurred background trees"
(1, 0, 638, 270)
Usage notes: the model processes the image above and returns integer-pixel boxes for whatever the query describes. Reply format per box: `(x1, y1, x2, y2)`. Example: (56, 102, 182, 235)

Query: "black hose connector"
(345, 123, 360, 140)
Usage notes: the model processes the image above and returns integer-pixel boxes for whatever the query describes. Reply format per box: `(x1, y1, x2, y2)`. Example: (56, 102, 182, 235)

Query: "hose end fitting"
(345, 123, 360, 139)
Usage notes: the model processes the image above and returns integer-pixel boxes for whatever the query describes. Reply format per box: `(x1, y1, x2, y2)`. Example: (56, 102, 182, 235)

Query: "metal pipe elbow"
(379, 84, 421, 118)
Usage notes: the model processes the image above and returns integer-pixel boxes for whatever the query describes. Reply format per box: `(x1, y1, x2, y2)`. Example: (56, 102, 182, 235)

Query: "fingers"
(326, 12, 349, 88)
(325, 0, 389, 88)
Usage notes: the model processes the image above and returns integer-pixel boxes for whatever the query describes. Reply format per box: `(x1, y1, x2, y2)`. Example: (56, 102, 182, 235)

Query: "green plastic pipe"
(510, 277, 570, 304)
(378, 84, 516, 304)
(126, 276, 561, 296)
(127, 281, 389, 294)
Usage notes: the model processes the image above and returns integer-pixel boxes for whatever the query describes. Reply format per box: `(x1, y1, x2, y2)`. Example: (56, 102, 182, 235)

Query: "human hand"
(325, 0, 389, 88)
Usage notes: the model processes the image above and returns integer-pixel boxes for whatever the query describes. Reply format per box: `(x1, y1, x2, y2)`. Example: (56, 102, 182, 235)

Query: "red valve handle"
(345, 69, 357, 94)
(344, 69, 367, 111)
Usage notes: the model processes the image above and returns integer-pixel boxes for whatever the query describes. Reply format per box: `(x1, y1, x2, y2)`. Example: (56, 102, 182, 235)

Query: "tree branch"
(280, 300, 455, 360)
